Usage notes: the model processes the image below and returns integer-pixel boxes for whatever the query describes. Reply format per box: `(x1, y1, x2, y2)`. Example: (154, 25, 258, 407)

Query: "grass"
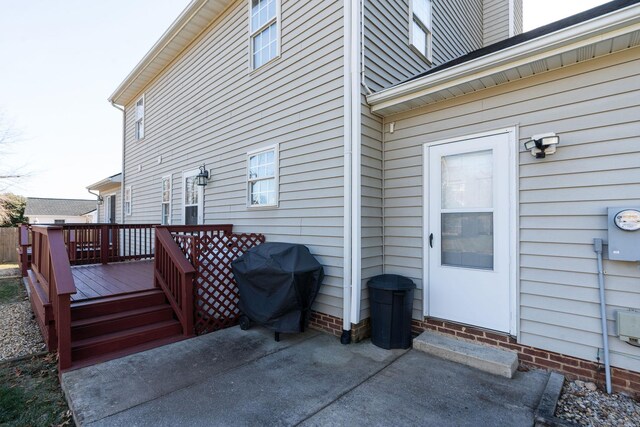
(0, 277, 25, 304)
(0, 354, 73, 426)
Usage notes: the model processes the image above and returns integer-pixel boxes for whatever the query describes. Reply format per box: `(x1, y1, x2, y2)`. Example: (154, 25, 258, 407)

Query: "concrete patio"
(62, 327, 551, 426)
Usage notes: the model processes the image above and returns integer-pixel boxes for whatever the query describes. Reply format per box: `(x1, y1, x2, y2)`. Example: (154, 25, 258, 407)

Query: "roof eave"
(368, 3, 640, 116)
(108, 0, 232, 106)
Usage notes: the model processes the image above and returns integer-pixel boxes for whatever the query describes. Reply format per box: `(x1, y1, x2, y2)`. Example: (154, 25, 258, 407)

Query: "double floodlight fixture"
(524, 133, 560, 159)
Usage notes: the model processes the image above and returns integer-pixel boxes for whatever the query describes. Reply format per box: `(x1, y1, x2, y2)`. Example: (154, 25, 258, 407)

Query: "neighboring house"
(87, 173, 122, 223)
(24, 198, 97, 224)
(108, 0, 640, 393)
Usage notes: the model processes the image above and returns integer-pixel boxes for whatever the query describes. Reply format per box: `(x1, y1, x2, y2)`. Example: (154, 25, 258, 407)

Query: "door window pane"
(185, 176, 197, 205)
(185, 206, 198, 225)
(441, 213, 493, 269)
(441, 150, 492, 209)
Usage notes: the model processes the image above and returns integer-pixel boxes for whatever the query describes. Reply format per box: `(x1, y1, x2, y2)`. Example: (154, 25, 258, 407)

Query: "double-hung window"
(410, 0, 433, 62)
(135, 96, 145, 140)
(250, 0, 279, 70)
(124, 186, 132, 216)
(161, 176, 171, 225)
(247, 145, 278, 207)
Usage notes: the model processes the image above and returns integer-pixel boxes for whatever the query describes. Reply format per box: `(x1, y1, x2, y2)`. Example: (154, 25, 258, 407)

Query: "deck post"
(18, 224, 30, 277)
(100, 224, 109, 264)
(56, 295, 72, 370)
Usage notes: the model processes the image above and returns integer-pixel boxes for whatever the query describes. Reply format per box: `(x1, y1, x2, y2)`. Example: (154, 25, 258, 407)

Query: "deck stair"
(69, 289, 183, 367)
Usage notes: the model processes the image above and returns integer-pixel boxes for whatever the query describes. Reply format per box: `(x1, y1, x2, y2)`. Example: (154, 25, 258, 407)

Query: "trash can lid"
(367, 274, 416, 290)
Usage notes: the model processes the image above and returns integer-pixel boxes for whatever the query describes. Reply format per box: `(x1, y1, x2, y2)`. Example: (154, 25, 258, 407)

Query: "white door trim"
(182, 169, 204, 225)
(422, 127, 519, 335)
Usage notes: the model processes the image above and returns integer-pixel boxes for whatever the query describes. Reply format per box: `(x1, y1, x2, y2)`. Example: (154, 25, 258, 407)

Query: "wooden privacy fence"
(171, 229, 264, 335)
(0, 227, 19, 263)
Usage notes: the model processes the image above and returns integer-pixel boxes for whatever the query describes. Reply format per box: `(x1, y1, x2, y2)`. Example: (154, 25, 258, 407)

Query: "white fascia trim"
(368, 4, 640, 113)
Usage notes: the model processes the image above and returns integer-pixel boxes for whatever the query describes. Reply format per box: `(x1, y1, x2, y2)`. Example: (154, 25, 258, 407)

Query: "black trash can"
(368, 274, 416, 349)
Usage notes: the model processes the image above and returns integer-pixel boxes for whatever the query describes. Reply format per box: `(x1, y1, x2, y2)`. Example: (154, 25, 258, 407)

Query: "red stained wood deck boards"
(70, 260, 154, 302)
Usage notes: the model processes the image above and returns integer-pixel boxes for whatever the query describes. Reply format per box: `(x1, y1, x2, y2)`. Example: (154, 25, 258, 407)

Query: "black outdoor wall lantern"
(196, 164, 209, 186)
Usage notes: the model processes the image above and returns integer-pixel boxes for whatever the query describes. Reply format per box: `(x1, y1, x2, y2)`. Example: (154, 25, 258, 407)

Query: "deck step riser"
(72, 321, 182, 362)
(71, 292, 166, 321)
(71, 307, 175, 341)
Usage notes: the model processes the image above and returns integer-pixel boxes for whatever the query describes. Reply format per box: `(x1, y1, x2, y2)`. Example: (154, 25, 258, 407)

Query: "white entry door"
(426, 131, 513, 333)
(183, 170, 204, 225)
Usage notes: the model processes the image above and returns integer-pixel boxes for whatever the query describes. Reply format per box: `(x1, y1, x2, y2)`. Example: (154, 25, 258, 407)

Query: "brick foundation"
(308, 311, 371, 343)
(412, 318, 640, 397)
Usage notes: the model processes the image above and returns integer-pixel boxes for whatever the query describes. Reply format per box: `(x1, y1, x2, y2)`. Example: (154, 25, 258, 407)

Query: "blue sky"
(0, 0, 608, 199)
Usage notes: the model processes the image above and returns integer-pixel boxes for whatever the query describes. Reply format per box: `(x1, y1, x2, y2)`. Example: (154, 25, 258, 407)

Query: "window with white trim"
(161, 176, 171, 225)
(124, 186, 132, 216)
(135, 96, 145, 140)
(250, 0, 279, 69)
(247, 145, 278, 207)
(410, 0, 433, 62)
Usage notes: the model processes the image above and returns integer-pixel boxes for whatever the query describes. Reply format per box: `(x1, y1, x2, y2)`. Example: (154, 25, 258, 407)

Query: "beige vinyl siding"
(363, 0, 483, 92)
(122, 0, 345, 318)
(360, 95, 383, 321)
(483, 0, 510, 46)
(382, 47, 640, 373)
(513, 0, 523, 35)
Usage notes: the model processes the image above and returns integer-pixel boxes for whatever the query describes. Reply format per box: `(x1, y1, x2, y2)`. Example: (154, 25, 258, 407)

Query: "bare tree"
(0, 113, 26, 222)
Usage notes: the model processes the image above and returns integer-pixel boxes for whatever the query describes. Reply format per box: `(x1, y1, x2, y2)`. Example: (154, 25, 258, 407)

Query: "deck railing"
(63, 223, 156, 265)
(30, 226, 76, 370)
(154, 227, 197, 336)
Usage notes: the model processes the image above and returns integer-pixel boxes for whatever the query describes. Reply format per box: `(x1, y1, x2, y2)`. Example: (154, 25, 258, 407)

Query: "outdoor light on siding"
(196, 164, 209, 186)
(524, 133, 560, 159)
(96, 196, 104, 205)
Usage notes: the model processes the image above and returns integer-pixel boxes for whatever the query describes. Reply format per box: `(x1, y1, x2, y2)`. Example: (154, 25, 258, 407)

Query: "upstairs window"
(124, 186, 132, 216)
(410, 0, 433, 62)
(247, 145, 278, 207)
(135, 96, 145, 140)
(250, 0, 279, 69)
(161, 176, 171, 225)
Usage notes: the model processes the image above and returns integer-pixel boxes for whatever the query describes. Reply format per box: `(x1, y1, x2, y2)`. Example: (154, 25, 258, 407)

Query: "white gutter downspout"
(342, 0, 353, 344)
(110, 101, 126, 224)
(342, 0, 362, 344)
(350, 0, 362, 327)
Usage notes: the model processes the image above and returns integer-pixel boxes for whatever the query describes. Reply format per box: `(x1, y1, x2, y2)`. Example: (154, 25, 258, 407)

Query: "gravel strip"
(0, 301, 46, 361)
(556, 380, 640, 426)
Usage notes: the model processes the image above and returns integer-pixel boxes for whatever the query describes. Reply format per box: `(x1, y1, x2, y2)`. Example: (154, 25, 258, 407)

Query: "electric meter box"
(608, 207, 640, 261)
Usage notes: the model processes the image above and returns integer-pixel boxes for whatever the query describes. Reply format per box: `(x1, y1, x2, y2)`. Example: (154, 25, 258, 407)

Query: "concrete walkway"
(62, 327, 550, 426)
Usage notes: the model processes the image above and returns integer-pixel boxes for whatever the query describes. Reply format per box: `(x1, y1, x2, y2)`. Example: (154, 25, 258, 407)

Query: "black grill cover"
(232, 242, 324, 333)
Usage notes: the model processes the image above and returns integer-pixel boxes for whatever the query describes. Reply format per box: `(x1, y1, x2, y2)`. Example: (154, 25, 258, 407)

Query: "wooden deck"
(70, 260, 154, 302)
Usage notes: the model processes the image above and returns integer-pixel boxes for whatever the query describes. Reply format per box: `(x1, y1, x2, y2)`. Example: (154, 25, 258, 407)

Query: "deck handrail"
(154, 227, 197, 336)
(31, 225, 76, 370)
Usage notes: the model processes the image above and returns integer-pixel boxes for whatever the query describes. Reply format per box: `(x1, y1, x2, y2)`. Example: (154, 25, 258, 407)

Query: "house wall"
(483, 0, 511, 46)
(363, 0, 484, 92)
(27, 215, 91, 224)
(382, 47, 640, 373)
(98, 190, 121, 223)
(513, 0, 523, 35)
(358, 0, 486, 321)
(121, 0, 346, 318)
